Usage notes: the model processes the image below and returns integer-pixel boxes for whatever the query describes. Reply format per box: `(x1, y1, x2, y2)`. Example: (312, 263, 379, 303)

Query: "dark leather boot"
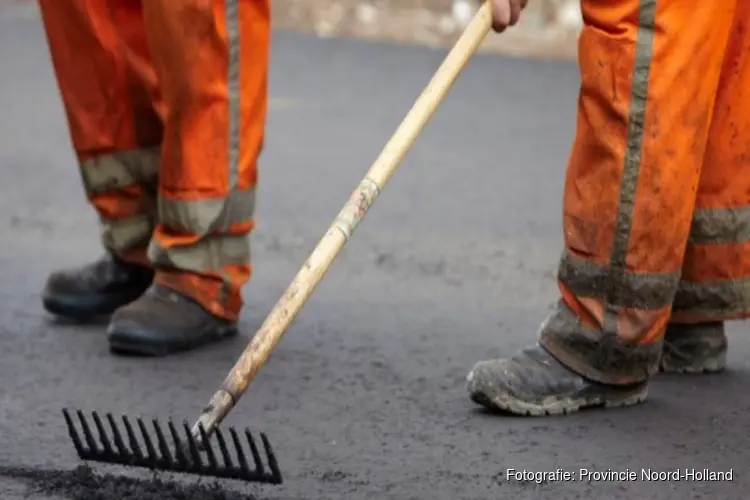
(42, 254, 153, 320)
(659, 322, 727, 374)
(467, 343, 648, 416)
(106, 284, 238, 356)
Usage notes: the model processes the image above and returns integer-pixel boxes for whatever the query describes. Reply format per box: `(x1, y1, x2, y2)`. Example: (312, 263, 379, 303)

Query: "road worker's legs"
(661, 8, 750, 374)
(467, 0, 738, 415)
(39, 0, 162, 319)
(107, 0, 270, 355)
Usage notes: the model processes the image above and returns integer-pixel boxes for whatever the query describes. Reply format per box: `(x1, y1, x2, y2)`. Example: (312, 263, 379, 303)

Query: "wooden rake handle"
(192, 1, 493, 441)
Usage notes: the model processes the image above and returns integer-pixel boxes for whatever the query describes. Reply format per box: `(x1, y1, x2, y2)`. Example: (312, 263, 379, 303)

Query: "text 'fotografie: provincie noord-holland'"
(505, 468, 734, 483)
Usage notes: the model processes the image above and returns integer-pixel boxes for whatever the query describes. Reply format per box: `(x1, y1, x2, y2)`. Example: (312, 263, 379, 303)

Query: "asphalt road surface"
(0, 3, 746, 500)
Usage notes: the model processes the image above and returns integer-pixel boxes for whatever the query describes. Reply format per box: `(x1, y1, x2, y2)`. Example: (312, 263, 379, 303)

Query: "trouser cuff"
(538, 301, 662, 385)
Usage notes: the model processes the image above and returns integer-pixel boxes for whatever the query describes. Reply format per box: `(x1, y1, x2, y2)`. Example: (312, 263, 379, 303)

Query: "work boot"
(107, 284, 238, 356)
(659, 322, 727, 374)
(466, 343, 648, 416)
(42, 254, 154, 320)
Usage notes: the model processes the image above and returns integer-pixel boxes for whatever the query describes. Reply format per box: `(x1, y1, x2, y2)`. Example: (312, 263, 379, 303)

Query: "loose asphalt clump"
(0, 464, 258, 500)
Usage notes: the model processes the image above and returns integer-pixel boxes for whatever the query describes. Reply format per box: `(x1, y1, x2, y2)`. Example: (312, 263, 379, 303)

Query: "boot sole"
(43, 294, 132, 320)
(469, 385, 648, 416)
(108, 324, 239, 357)
(658, 352, 726, 374)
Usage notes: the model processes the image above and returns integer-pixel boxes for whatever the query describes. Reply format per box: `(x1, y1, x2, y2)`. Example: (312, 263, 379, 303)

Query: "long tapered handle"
(192, 1, 493, 439)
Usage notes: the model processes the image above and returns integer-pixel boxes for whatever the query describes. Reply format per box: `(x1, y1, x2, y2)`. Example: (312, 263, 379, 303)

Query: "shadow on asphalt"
(0, 465, 263, 500)
(45, 316, 111, 328)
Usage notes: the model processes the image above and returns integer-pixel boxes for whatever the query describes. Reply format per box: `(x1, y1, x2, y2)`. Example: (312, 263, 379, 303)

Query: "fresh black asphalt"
(0, 3, 745, 499)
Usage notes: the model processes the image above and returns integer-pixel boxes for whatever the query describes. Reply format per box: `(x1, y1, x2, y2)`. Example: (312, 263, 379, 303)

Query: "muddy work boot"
(42, 254, 154, 320)
(659, 322, 727, 374)
(466, 344, 648, 416)
(107, 284, 238, 356)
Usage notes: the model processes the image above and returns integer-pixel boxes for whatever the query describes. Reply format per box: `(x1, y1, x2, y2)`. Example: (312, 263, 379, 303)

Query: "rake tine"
(121, 416, 144, 462)
(229, 427, 251, 475)
(76, 410, 98, 454)
(152, 419, 174, 467)
(62, 409, 86, 457)
(261, 433, 281, 479)
(91, 412, 114, 456)
(168, 421, 189, 468)
(103, 414, 129, 459)
(198, 424, 219, 471)
(245, 430, 265, 475)
(183, 422, 203, 468)
(137, 417, 158, 462)
(214, 427, 234, 469)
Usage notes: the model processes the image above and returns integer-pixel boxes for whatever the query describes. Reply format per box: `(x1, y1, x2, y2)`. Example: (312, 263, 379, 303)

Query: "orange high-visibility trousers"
(38, 0, 270, 322)
(539, 1, 750, 385)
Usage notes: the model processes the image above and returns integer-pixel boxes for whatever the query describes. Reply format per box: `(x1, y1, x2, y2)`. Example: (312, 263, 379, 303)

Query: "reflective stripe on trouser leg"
(81, 148, 160, 264)
(38, 0, 163, 265)
(538, 1, 737, 385)
(141, 0, 270, 321)
(671, 7, 750, 323)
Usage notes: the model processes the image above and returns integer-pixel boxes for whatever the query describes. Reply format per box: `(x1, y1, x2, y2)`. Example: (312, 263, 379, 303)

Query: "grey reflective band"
(148, 233, 250, 273)
(101, 214, 154, 253)
(558, 249, 678, 310)
(80, 147, 160, 195)
(158, 187, 256, 236)
(689, 206, 750, 245)
(226, 0, 240, 192)
(601, 0, 657, 329)
(674, 278, 750, 317)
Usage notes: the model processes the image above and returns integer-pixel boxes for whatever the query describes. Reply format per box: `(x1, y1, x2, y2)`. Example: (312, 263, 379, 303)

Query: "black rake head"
(62, 409, 282, 484)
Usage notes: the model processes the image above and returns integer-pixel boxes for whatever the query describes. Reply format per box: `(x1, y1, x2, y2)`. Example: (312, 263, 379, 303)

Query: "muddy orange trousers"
(538, 1, 750, 384)
(38, 0, 270, 322)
